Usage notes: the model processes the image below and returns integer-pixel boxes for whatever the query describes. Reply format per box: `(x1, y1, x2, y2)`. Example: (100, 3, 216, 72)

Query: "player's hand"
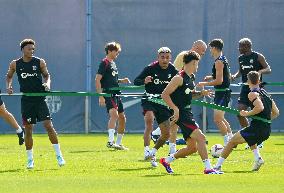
(201, 89, 214, 98)
(170, 108, 179, 123)
(196, 82, 207, 88)
(120, 77, 131, 84)
(99, 96, 105, 106)
(144, 76, 153, 84)
(240, 110, 249, 117)
(42, 83, 50, 91)
(6, 87, 13, 95)
(204, 76, 213, 81)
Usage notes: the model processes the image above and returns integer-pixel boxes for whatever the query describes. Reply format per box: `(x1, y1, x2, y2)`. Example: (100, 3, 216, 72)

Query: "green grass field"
(0, 133, 284, 193)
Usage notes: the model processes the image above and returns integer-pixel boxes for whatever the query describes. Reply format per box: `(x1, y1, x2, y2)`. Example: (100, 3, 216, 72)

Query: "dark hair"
(183, 51, 200, 64)
(20, 39, 35, 50)
(247, 71, 260, 85)
(209, 39, 223, 51)
(105, 42, 121, 55)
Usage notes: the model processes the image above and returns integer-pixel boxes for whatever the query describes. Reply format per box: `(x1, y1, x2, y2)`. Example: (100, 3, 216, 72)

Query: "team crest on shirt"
(32, 66, 37, 71)
(27, 118, 32, 123)
(250, 59, 254, 63)
(185, 88, 194, 94)
(46, 96, 62, 115)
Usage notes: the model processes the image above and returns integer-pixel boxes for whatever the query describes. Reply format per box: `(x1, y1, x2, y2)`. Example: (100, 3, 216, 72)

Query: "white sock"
(216, 157, 225, 167)
(151, 148, 157, 155)
(26, 149, 33, 160)
(169, 143, 176, 154)
(228, 132, 233, 138)
(144, 146, 150, 153)
(165, 154, 176, 164)
(203, 159, 212, 170)
(253, 148, 261, 161)
(152, 127, 161, 135)
(116, 133, 123, 145)
(16, 127, 23, 133)
(108, 129, 115, 142)
(53, 144, 62, 157)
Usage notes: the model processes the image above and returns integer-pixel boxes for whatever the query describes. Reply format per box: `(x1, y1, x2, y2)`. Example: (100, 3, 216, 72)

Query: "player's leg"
(0, 102, 24, 145)
(24, 123, 34, 169)
(214, 110, 231, 146)
(160, 137, 197, 174)
(168, 123, 178, 154)
(107, 108, 119, 147)
(43, 120, 65, 167)
(38, 99, 65, 167)
(143, 111, 154, 158)
(153, 120, 170, 152)
(214, 131, 246, 170)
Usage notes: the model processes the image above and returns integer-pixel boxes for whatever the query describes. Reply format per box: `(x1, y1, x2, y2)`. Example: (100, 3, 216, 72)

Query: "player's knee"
(213, 115, 223, 124)
(160, 131, 170, 140)
(43, 122, 53, 130)
(196, 132, 206, 143)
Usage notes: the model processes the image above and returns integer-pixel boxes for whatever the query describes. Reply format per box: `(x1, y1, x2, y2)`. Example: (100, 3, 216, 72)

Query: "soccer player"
(168, 40, 207, 154)
(214, 71, 279, 171)
(95, 42, 130, 150)
(231, 38, 271, 148)
(160, 51, 221, 174)
(197, 39, 233, 146)
(173, 40, 207, 71)
(6, 39, 65, 169)
(134, 47, 178, 166)
(0, 93, 24, 145)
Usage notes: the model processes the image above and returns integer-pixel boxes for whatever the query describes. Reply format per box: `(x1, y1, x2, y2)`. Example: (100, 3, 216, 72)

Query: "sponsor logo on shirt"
(21, 73, 38, 79)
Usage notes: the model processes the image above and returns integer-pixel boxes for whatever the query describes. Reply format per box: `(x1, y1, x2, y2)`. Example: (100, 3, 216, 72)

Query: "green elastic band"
(148, 98, 271, 123)
(214, 88, 230, 92)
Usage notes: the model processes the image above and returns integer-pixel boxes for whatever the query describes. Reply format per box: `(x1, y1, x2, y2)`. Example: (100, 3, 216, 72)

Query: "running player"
(168, 40, 207, 154)
(197, 39, 233, 146)
(214, 71, 279, 171)
(134, 47, 178, 166)
(231, 38, 271, 148)
(95, 42, 130, 150)
(6, 39, 65, 169)
(160, 51, 221, 174)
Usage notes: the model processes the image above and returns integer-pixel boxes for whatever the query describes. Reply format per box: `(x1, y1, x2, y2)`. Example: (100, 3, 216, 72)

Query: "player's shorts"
(175, 109, 200, 141)
(240, 121, 271, 146)
(104, 96, 124, 113)
(141, 99, 171, 125)
(238, 85, 251, 107)
(21, 97, 51, 125)
(141, 99, 157, 115)
(214, 89, 231, 107)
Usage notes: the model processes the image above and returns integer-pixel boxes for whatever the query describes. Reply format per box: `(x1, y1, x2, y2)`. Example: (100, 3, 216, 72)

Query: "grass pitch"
(0, 134, 284, 193)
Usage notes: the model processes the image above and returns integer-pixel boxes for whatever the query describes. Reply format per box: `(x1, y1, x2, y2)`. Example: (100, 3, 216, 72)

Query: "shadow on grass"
(115, 167, 155, 172)
(142, 173, 183, 177)
(0, 169, 22, 173)
(274, 143, 284, 146)
(69, 150, 96, 154)
(227, 170, 254, 174)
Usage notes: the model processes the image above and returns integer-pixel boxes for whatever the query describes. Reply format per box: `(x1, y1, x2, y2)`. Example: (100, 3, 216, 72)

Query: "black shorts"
(240, 122, 271, 146)
(238, 85, 251, 106)
(104, 96, 124, 113)
(21, 98, 51, 125)
(141, 99, 171, 125)
(141, 99, 157, 115)
(214, 90, 231, 107)
(175, 109, 199, 141)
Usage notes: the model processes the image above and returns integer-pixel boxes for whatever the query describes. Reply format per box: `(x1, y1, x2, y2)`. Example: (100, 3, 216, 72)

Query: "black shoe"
(17, 129, 25, 145)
